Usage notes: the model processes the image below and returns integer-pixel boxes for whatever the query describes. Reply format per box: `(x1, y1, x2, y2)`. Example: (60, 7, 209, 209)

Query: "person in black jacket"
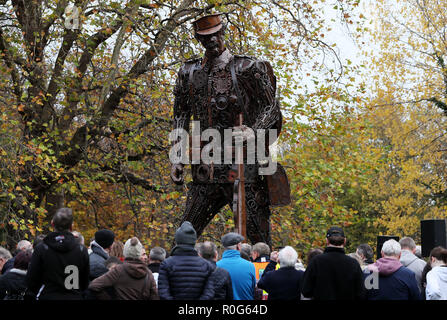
(301, 226, 365, 300)
(89, 229, 115, 280)
(0, 250, 32, 300)
(198, 241, 233, 300)
(257, 246, 304, 300)
(158, 221, 214, 300)
(26, 207, 90, 300)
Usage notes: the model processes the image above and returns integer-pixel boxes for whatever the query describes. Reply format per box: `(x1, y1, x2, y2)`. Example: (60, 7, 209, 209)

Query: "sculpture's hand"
(170, 163, 184, 185)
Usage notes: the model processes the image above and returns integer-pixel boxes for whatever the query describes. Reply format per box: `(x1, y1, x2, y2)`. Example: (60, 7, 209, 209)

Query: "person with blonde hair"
(109, 240, 124, 261)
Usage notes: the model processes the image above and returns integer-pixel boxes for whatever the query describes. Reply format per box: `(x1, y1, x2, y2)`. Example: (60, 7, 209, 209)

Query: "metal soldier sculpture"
(170, 14, 290, 246)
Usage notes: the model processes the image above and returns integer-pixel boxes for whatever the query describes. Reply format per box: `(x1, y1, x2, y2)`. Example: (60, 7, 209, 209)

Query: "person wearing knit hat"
(124, 237, 144, 260)
(158, 221, 215, 300)
(89, 236, 159, 300)
(174, 221, 197, 246)
(94, 229, 115, 250)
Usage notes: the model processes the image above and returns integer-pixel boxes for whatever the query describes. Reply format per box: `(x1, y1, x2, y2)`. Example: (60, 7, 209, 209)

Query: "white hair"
(0, 247, 12, 260)
(278, 246, 298, 268)
(17, 240, 32, 251)
(381, 239, 401, 257)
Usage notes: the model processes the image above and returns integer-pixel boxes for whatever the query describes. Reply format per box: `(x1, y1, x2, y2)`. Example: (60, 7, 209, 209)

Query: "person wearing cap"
(216, 232, 256, 300)
(88, 237, 159, 300)
(301, 226, 365, 300)
(89, 229, 115, 280)
(170, 12, 288, 248)
(158, 221, 215, 300)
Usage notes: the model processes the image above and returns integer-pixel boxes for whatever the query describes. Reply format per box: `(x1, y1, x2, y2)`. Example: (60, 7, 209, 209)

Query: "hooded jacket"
(89, 241, 110, 280)
(400, 250, 426, 293)
(365, 257, 421, 300)
(26, 231, 89, 300)
(426, 265, 447, 300)
(88, 258, 159, 300)
(158, 245, 215, 300)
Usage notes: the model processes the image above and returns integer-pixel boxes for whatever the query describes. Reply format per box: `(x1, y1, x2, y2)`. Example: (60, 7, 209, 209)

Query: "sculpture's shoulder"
(233, 55, 275, 86)
(177, 57, 201, 77)
(233, 55, 274, 75)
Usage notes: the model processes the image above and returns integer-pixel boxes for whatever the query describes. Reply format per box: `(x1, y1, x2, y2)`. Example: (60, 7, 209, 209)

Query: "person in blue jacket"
(217, 232, 256, 300)
(364, 239, 421, 300)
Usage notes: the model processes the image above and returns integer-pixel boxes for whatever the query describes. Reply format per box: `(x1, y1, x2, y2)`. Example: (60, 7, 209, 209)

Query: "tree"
(360, 0, 447, 241)
(0, 0, 363, 249)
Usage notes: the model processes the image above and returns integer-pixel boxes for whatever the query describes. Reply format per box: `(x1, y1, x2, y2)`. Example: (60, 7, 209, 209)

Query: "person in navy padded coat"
(158, 221, 214, 300)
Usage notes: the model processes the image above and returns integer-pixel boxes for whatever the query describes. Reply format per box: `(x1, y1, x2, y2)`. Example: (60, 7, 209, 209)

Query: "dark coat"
(26, 231, 89, 300)
(257, 263, 304, 300)
(89, 242, 109, 280)
(89, 258, 159, 300)
(148, 262, 161, 274)
(158, 245, 215, 300)
(0, 269, 30, 300)
(301, 247, 365, 300)
(207, 260, 233, 300)
(364, 257, 421, 300)
(1, 257, 14, 275)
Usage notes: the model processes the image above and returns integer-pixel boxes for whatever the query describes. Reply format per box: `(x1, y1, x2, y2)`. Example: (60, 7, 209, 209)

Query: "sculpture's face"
(195, 30, 225, 58)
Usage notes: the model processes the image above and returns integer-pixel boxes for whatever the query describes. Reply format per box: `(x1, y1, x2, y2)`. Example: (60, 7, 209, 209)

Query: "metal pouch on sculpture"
(266, 162, 291, 206)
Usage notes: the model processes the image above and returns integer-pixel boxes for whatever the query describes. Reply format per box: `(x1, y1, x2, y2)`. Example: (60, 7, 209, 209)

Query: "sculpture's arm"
(249, 60, 281, 132)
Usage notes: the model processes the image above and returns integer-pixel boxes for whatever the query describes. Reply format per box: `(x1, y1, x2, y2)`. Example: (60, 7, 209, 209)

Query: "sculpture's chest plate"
(190, 62, 240, 131)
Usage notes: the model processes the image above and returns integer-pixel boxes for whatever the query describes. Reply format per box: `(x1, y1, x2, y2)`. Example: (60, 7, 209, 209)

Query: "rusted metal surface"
(266, 163, 291, 207)
(170, 14, 290, 246)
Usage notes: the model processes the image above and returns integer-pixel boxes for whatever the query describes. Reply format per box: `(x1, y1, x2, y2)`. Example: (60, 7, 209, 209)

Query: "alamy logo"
(64, 265, 79, 290)
(64, 5, 80, 30)
(364, 271, 379, 290)
(169, 121, 278, 175)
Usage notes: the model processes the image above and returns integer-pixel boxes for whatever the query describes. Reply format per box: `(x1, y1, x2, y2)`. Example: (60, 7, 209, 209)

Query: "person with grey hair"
(356, 243, 374, 265)
(17, 240, 32, 252)
(198, 241, 233, 300)
(0, 247, 12, 275)
(399, 237, 426, 293)
(240, 243, 252, 261)
(365, 239, 421, 300)
(148, 246, 167, 288)
(26, 207, 90, 300)
(257, 246, 304, 300)
(1, 240, 33, 275)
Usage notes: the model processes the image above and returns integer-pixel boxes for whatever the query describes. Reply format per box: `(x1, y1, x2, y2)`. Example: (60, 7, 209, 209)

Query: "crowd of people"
(0, 207, 446, 301)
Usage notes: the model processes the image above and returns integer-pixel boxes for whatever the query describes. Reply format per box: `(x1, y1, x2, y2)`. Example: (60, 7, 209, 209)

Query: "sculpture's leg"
(245, 180, 272, 247)
(181, 183, 229, 238)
